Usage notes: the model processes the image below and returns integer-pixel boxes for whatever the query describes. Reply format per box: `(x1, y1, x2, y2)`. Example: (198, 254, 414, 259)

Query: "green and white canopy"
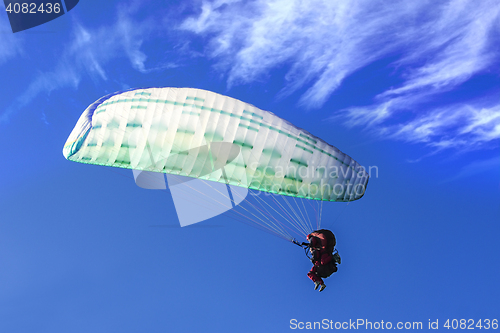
(64, 87, 369, 202)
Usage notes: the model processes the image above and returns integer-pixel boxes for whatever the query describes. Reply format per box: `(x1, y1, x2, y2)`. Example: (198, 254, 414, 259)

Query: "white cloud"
(333, 101, 394, 128)
(180, 0, 428, 101)
(380, 0, 498, 98)
(458, 105, 500, 142)
(0, 64, 82, 123)
(366, 101, 500, 152)
(0, 11, 23, 64)
(0, 4, 156, 124)
(440, 156, 500, 183)
(181, 0, 500, 151)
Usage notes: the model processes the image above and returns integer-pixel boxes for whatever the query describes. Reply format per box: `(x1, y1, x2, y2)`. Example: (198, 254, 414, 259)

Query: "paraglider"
(63, 87, 369, 290)
(295, 229, 340, 291)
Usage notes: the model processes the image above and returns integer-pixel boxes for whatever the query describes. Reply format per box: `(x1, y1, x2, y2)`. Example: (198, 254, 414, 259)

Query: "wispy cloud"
(0, 67, 79, 123)
(181, 0, 500, 151)
(388, 102, 499, 150)
(440, 156, 500, 183)
(179, 0, 428, 103)
(337, 98, 500, 153)
(0, 3, 161, 124)
(0, 12, 22, 64)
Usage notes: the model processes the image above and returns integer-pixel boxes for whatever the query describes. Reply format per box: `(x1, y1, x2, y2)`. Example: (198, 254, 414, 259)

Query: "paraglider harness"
(293, 240, 340, 262)
(293, 230, 341, 278)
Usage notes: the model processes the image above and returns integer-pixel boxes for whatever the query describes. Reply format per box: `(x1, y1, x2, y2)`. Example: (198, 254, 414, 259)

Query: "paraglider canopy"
(63, 87, 369, 241)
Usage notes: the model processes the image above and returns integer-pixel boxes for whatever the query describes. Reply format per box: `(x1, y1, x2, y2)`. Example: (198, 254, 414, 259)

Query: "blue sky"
(1, 0, 499, 332)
